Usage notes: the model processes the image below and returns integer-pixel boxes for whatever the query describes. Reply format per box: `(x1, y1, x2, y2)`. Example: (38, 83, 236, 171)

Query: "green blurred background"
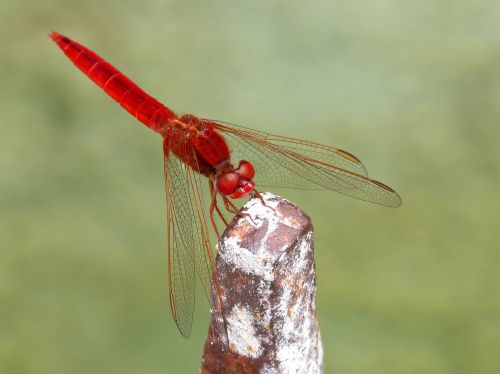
(1, 1, 499, 373)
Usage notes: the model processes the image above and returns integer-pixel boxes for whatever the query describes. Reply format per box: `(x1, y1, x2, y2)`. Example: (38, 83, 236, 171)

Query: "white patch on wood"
(226, 304, 263, 358)
(220, 236, 275, 281)
(274, 231, 322, 374)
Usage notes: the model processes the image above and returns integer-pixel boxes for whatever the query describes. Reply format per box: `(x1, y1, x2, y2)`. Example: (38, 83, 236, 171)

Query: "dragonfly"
(50, 31, 401, 338)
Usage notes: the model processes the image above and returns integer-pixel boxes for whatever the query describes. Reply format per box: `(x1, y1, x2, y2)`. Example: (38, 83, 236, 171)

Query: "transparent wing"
(207, 120, 368, 176)
(164, 138, 214, 338)
(211, 121, 402, 208)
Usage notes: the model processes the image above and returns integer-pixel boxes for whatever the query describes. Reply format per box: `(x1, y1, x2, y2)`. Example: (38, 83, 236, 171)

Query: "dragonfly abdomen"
(50, 32, 175, 132)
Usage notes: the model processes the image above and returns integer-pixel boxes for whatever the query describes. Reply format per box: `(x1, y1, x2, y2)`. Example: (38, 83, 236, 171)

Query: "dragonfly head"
(215, 160, 255, 199)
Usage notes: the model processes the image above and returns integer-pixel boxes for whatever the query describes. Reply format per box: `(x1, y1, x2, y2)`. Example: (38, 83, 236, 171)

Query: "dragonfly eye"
(237, 160, 255, 179)
(216, 172, 240, 195)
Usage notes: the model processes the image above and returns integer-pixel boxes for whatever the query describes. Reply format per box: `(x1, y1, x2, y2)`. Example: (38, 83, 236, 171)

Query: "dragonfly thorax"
(164, 115, 230, 176)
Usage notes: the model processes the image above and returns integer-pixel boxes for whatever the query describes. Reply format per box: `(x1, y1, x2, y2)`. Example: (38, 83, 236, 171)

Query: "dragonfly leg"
(252, 188, 267, 206)
(213, 191, 229, 228)
(215, 202, 229, 227)
(209, 181, 222, 238)
(209, 179, 231, 233)
(222, 195, 240, 214)
(222, 195, 259, 226)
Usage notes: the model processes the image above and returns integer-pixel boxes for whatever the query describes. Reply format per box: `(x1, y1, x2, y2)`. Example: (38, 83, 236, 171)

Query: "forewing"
(164, 139, 214, 338)
(208, 120, 368, 175)
(212, 121, 402, 208)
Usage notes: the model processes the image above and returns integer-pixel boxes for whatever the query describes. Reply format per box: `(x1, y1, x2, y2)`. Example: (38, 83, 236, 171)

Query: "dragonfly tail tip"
(49, 31, 61, 42)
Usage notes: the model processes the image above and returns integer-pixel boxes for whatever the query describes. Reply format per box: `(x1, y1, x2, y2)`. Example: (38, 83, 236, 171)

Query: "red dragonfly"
(50, 32, 401, 338)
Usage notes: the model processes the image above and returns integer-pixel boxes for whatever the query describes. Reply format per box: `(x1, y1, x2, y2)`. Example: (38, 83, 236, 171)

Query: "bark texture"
(201, 193, 323, 374)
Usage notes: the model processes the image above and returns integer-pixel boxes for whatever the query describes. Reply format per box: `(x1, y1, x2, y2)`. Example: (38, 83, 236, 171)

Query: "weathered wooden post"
(201, 192, 323, 374)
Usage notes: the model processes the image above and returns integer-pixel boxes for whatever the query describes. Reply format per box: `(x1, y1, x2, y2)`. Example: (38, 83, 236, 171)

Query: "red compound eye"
(237, 160, 255, 179)
(216, 172, 240, 195)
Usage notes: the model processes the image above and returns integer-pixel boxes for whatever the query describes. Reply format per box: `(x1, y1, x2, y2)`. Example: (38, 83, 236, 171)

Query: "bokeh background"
(1, 1, 499, 373)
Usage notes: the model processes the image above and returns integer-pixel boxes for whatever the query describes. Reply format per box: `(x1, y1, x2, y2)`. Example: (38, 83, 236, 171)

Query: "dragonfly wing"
(208, 120, 369, 176)
(213, 121, 402, 208)
(164, 138, 214, 338)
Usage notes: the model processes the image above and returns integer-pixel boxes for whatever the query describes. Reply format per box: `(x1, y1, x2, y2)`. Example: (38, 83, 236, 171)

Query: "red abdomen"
(50, 32, 175, 132)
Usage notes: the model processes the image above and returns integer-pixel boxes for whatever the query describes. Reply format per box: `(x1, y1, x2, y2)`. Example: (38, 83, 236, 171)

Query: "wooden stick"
(201, 192, 323, 374)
